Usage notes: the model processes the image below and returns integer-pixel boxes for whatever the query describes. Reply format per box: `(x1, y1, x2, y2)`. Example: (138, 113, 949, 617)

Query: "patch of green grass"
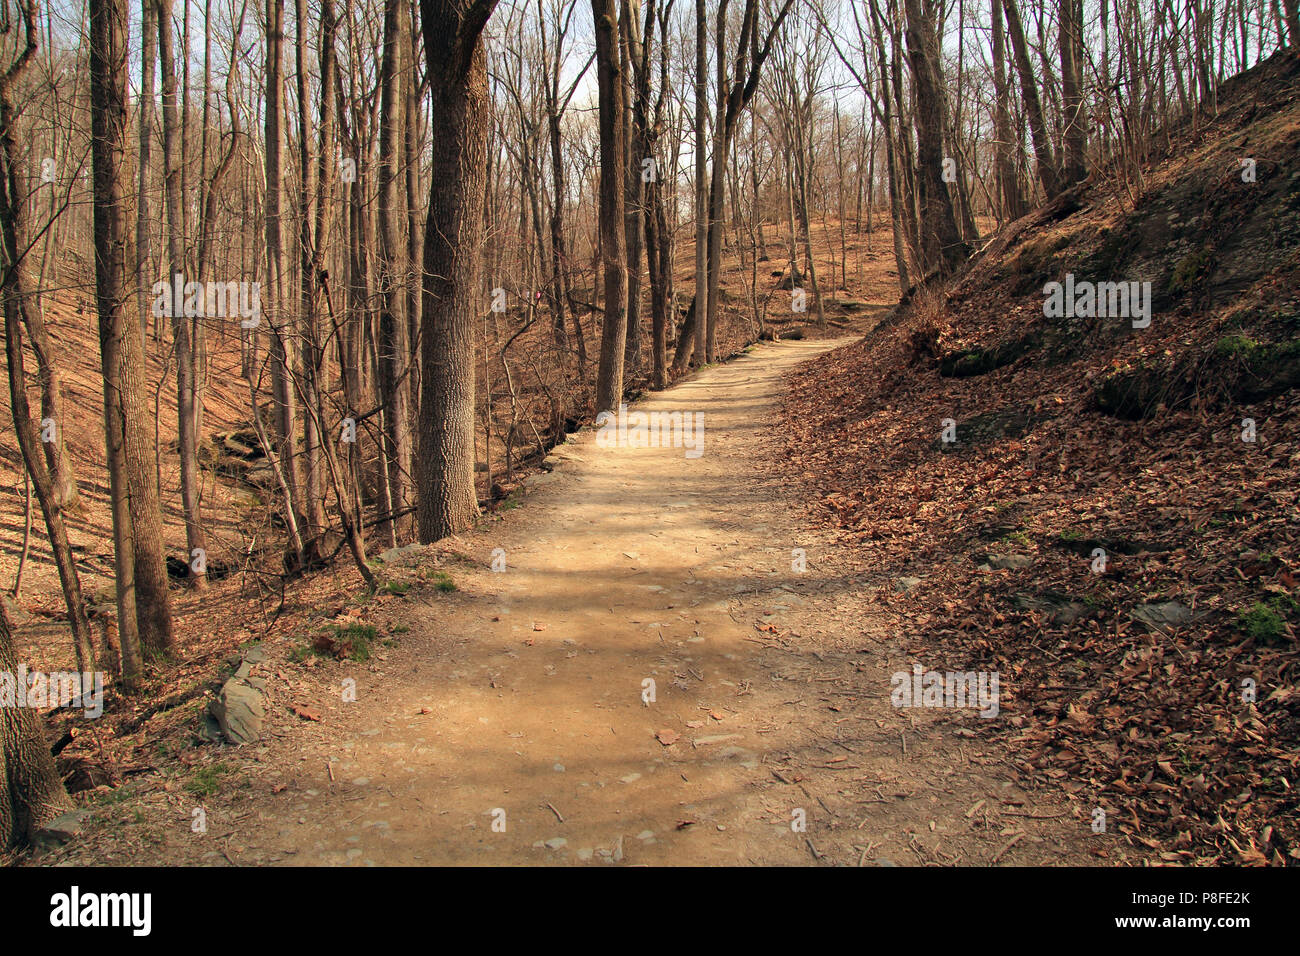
(1237, 601, 1289, 645)
(1214, 333, 1259, 359)
(1001, 530, 1032, 547)
(389, 623, 410, 635)
(379, 579, 411, 596)
(186, 763, 232, 797)
(431, 571, 457, 593)
(317, 622, 380, 661)
(295, 622, 381, 662)
(93, 785, 134, 806)
(1168, 248, 1213, 296)
(495, 493, 524, 513)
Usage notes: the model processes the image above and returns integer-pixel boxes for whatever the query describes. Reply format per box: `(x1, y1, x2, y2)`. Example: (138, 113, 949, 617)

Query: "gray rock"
(199, 712, 223, 743)
(988, 554, 1035, 570)
(1013, 593, 1090, 625)
(1131, 601, 1193, 632)
(36, 809, 93, 847)
(895, 577, 923, 592)
(377, 543, 425, 564)
(209, 676, 267, 745)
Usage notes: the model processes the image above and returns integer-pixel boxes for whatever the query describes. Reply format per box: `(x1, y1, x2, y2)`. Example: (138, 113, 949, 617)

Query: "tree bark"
(593, 0, 628, 412)
(1059, 0, 1088, 186)
(90, 0, 175, 661)
(416, 0, 497, 542)
(0, 602, 72, 850)
(378, 0, 414, 542)
(157, 0, 206, 590)
(1003, 0, 1061, 198)
(903, 0, 968, 273)
(991, 0, 1028, 221)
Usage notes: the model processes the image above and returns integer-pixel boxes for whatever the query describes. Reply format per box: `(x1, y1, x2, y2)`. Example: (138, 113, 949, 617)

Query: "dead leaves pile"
(778, 86, 1300, 864)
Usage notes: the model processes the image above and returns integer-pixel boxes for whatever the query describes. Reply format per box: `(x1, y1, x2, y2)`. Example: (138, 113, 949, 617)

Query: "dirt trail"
(72, 339, 1096, 866)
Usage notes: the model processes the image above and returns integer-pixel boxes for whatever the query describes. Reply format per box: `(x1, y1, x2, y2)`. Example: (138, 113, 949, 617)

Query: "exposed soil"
(37, 338, 1109, 866)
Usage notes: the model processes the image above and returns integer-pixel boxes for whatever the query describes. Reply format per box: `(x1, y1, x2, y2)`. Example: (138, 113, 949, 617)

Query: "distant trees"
(0, 0, 1286, 738)
(0, 0, 96, 675)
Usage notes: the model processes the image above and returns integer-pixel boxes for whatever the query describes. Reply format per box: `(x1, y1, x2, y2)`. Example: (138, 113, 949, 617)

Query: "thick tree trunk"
(903, 0, 968, 273)
(1284, 0, 1300, 48)
(264, 0, 302, 540)
(416, 0, 497, 543)
(0, 603, 72, 850)
(1059, 0, 1088, 187)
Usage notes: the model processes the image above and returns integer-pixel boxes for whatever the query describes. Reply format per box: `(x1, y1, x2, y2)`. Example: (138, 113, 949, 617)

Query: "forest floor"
(37, 336, 1114, 866)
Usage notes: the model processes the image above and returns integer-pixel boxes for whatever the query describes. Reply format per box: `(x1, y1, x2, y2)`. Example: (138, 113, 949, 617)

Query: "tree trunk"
(136, 0, 156, 342)
(0, 602, 72, 850)
(263, 0, 301, 541)
(1059, 0, 1088, 186)
(416, 0, 497, 543)
(1284, 0, 1300, 47)
(1002, 0, 1061, 198)
(90, 0, 175, 661)
(157, 0, 206, 590)
(378, 0, 414, 541)
(903, 0, 968, 273)
(991, 0, 1028, 221)
(691, 0, 707, 369)
(0, 0, 97, 675)
(593, 0, 628, 412)
(622, 0, 648, 381)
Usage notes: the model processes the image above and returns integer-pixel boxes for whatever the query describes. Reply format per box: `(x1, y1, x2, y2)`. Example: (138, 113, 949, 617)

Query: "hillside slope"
(782, 51, 1300, 864)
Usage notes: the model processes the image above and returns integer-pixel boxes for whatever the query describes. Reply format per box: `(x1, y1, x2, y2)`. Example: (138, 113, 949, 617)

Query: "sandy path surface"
(63, 339, 1094, 866)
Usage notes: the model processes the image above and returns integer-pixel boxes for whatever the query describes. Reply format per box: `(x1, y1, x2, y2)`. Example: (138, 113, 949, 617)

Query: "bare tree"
(416, 0, 499, 542)
(592, 0, 628, 412)
(90, 0, 175, 662)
